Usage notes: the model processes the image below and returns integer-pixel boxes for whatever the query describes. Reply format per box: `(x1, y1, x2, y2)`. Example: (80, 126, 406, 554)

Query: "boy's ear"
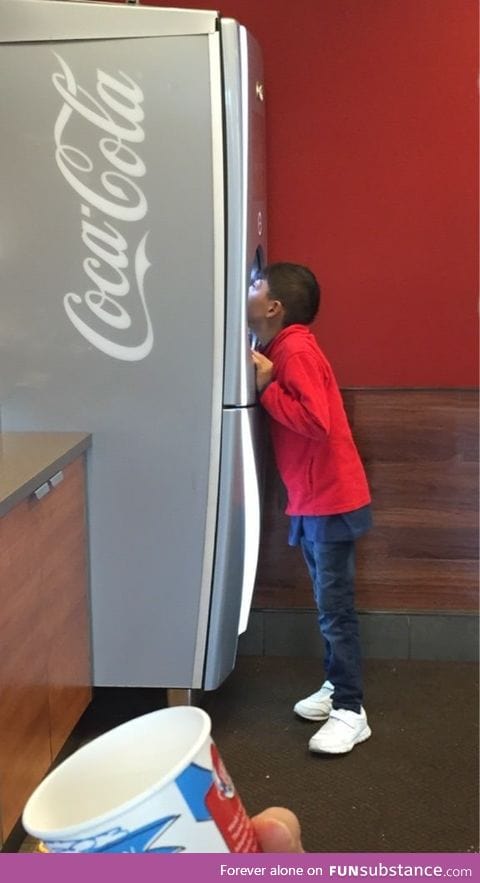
(266, 299, 283, 319)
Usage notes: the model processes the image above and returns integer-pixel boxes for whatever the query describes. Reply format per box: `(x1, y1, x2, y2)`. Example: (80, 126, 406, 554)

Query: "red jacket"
(260, 325, 371, 516)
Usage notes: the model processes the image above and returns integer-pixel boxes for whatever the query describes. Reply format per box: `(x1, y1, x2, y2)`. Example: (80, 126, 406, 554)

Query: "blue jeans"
(300, 538, 363, 713)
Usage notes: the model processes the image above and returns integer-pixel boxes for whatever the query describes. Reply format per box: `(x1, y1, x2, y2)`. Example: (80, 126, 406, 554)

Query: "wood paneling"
(0, 457, 91, 842)
(34, 459, 92, 760)
(0, 499, 51, 839)
(254, 390, 478, 613)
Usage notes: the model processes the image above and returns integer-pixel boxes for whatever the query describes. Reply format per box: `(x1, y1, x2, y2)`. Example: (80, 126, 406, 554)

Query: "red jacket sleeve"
(259, 351, 330, 439)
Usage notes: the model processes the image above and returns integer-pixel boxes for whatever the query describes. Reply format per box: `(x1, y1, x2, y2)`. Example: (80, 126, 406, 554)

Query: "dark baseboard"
(239, 609, 479, 662)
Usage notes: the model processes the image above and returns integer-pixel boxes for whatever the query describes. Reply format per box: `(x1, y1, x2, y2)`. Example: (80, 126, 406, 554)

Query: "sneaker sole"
(309, 725, 372, 755)
(294, 707, 331, 722)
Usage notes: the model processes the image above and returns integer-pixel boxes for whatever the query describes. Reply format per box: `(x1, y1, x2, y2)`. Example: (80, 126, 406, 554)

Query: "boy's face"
(247, 277, 272, 333)
(247, 277, 285, 344)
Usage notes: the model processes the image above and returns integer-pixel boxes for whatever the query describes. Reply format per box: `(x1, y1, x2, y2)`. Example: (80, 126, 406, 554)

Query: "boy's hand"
(251, 350, 274, 392)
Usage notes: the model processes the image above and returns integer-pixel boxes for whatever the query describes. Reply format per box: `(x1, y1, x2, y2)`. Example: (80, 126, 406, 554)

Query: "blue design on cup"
(176, 762, 213, 822)
(44, 815, 185, 853)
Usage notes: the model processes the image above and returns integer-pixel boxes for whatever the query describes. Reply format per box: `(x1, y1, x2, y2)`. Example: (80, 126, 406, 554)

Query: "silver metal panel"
(203, 406, 264, 690)
(0, 0, 218, 43)
(221, 19, 267, 407)
(0, 33, 224, 687)
(191, 33, 225, 687)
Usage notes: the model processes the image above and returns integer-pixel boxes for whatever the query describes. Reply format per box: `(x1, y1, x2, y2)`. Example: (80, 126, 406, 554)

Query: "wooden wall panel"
(0, 499, 51, 840)
(0, 455, 92, 841)
(35, 458, 92, 760)
(253, 390, 478, 613)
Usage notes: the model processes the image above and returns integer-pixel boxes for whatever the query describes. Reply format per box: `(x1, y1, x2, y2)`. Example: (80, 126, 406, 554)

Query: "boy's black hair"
(256, 262, 320, 326)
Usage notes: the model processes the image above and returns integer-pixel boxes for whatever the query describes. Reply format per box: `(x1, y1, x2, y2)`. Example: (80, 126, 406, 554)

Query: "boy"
(248, 262, 372, 755)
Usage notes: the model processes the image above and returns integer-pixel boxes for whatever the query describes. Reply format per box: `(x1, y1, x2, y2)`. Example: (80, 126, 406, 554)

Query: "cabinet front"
(0, 454, 91, 843)
(0, 499, 51, 841)
(34, 458, 92, 759)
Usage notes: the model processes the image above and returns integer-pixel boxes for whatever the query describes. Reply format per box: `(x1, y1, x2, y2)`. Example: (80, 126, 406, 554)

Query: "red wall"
(142, 0, 478, 386)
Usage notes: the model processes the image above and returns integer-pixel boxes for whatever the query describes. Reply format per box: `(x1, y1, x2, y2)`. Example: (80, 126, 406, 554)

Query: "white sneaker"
(293, 680, 334, 721)
(309, 707, 372, 754)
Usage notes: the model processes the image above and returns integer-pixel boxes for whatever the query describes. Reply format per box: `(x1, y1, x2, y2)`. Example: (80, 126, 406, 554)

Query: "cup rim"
(22, 705, 211, 842)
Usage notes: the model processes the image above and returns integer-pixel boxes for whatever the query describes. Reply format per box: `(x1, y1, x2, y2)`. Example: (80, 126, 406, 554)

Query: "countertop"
(0, 432, 91, 518)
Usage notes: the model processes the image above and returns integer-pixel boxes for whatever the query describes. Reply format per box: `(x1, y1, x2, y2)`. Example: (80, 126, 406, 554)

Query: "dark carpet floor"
(12, 656, 479, 854)
(204, 657, 479, 854)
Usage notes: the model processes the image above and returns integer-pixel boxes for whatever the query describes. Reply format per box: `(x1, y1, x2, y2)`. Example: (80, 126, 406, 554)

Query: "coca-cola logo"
(52, 52, 153, 361)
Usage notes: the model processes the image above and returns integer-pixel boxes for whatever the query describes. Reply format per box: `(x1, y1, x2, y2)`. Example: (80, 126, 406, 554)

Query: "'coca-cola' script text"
(52, 53, 153, 361)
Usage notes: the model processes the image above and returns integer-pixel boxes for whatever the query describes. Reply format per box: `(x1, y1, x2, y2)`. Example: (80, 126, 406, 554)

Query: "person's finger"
(251, 807, 304, 853)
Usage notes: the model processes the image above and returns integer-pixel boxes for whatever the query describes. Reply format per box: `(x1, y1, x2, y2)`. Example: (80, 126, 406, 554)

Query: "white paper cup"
(22, 706, 261, 853)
